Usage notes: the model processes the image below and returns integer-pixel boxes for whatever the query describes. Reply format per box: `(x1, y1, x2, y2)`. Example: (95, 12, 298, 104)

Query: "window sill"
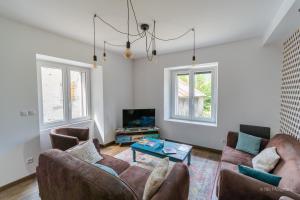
(164, 118, 217, 127)
(40, 119, 93, 132)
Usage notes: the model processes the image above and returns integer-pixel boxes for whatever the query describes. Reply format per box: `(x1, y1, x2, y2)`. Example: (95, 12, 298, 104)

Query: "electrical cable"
(94, 15, 140, 37)
(147, 28, 193, 41)
(129, 0, 142, 36)
(105, 32, 145, 47)
(93, 0, 195, 61)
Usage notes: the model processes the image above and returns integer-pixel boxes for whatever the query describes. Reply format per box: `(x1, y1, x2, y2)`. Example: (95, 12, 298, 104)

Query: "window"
(170, 63, 218, 124)
(37, 60, 90, 129)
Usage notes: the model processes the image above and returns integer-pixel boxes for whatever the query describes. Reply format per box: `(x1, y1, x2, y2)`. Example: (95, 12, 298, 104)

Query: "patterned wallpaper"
(280, 28, 300, 140)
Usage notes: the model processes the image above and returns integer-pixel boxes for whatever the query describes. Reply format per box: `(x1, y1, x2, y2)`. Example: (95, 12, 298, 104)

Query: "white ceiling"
(0, 0, 286, 58)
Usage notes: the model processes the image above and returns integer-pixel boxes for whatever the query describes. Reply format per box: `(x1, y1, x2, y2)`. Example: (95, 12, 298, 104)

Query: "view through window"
(38, 60, 90, 128)
(171, 65, 217, 124)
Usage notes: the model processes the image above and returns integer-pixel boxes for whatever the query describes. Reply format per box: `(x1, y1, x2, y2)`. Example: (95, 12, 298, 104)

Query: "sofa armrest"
(226, 131, 238, 148)
(218, 169, 300, 200)
(50, 133, 79, 151)
(151, 163, 190, 200)
(93, 138, 101, 154)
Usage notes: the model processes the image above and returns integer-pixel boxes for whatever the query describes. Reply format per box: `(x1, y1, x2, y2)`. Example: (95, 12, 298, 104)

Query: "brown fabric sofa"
(50, 128, 89, 151)
(37, 138, 190, 200)
(217, 132, 300, 200)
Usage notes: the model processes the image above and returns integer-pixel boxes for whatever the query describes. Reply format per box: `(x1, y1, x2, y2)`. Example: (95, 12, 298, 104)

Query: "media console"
(115, 127, 160, 144)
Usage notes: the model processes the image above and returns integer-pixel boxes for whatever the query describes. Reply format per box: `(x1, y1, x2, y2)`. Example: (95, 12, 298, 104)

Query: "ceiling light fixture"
(92, 14, 97, 68)
(102, 41, 107, 62)
(92, 0, 196, 67)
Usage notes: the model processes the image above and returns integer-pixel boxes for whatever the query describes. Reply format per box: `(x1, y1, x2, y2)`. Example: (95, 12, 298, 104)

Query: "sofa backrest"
(37, 149, 138, 200)
(266, 134, 300, 194)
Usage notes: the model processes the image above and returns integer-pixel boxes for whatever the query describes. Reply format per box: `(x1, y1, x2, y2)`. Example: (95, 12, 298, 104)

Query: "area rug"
(115, 149, 220, 200)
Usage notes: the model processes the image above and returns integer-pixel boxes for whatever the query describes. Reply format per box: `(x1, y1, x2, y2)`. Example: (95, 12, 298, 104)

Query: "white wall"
(133, 38, 282, 150)
(0, 17, 133, 187)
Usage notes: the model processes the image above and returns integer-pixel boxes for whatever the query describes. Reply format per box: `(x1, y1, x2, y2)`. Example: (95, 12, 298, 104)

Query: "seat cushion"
(220, 161, 238, 172)
(120, 166, 151, 200)
(221, 146, 254, 167)
(97, 154, 130, 175)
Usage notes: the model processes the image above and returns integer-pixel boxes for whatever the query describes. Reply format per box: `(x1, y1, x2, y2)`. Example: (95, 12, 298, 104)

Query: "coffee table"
(131, 138, 192, 166)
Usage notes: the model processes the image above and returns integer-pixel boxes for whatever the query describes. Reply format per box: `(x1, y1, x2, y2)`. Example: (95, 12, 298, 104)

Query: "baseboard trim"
(100, 140, 115, 147)
(0, 173, 36, 192)
(165, 138, 222, 154)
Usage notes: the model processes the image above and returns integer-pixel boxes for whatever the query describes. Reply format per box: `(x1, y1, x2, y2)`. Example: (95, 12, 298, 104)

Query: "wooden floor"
(0, 144, 220, 200)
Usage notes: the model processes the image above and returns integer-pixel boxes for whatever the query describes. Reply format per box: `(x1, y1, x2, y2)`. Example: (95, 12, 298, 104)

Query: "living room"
(0, 0, 299, 200)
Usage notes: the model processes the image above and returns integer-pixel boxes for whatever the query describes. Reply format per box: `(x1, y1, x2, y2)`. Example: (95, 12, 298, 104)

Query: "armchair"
(50, 128, 89, 151)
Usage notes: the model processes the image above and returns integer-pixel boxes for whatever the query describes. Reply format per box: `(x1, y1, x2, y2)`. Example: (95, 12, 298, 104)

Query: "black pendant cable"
(92, 0, 196, 63)
(93, 14, 97, 68)
(102, 41, 107, 62)
(192, 28, 196, 65)
(124, 0, 133, 59)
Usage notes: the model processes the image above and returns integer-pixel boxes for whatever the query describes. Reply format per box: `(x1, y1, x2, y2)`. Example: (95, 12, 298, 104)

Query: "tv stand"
(115, 127, 160, 144)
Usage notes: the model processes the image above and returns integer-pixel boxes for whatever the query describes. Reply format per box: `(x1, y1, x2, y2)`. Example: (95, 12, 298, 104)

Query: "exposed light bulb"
(192, 55, 196, 66)
(124, 41, 133, 59)
(93, 55, 97, 68)
(152, 50, 158, 64)
(102, 52, 107, 62)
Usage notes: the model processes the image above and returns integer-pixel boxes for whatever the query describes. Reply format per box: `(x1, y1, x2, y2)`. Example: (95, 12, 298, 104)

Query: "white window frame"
(170, 63, 218, 125)
(37, 60, 91, 130)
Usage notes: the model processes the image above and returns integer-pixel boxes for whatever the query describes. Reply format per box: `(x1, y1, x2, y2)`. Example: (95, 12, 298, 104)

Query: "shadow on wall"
(93, 117, 104, 144)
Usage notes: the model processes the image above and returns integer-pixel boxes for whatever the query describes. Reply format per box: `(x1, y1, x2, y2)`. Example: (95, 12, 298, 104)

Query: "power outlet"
(26, 157, 34, 164)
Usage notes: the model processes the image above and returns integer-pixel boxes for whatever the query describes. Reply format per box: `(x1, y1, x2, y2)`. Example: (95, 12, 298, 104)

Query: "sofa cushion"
(97, 154, 130, 175)
(92, 163, 119, 177)
(221, 146, 254, 167)
(236, 132, 262, 155)
(67, 140, 103, 163)
(143, 158, 169, 200)
(120, 166, 151, 200)
(252, 147, 280, 172)
(220, 161, 238, 172)
(238, 165, 282, 186)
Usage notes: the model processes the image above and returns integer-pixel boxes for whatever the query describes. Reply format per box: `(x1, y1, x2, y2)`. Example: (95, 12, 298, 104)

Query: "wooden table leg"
(132, 149, 136, 162)
(187, 151, 191, 166)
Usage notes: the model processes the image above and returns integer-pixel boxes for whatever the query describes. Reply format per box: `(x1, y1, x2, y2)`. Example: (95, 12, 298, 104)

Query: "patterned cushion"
(143, 157, 169, 200)
(252, 147, 280, 172)
(67, 141, 103, 163)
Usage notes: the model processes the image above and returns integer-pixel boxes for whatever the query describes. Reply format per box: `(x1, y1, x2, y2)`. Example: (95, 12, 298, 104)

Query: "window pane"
(41, 67, 64, 123)
(70, 70, 87, 119)
(175, 74, 189, 117)
(194, 72, 212, 119)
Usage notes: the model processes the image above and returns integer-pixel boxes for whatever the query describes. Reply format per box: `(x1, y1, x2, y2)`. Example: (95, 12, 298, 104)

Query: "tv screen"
(123, 109, 155, 128)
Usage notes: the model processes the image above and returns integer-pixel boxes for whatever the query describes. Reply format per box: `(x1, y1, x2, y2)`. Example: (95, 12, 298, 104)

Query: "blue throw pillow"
(238, 165, 281, 186)
(236, 132, 262, 155)
(92, 163, 119, 177)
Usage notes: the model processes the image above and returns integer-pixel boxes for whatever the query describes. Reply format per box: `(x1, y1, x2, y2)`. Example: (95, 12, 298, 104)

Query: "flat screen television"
(123, 109, 155, 128)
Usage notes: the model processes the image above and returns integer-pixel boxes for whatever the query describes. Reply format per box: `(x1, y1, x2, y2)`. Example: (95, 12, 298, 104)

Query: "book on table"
(138, 139, 157, 147)
(163, 147, 177, 154)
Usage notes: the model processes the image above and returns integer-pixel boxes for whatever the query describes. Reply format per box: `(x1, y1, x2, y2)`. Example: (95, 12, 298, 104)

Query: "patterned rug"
(115, 149, 220, 200)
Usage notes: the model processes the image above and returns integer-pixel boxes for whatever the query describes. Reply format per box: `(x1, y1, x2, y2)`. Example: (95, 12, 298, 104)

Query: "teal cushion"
(236, 132, 262, 155)
(238, 165, 281, 186)
(92, 163, 119, 177)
